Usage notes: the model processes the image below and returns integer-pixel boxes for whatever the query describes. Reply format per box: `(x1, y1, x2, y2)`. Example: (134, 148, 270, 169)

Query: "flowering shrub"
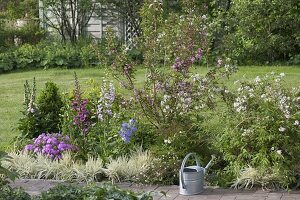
(103, 0, 236, 185)
(215, 72, 300, 188)
(25, 133, 78, 160)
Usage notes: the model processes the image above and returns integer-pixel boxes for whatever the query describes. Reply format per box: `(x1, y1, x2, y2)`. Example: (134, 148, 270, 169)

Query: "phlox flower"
(24, 133, 77, 160)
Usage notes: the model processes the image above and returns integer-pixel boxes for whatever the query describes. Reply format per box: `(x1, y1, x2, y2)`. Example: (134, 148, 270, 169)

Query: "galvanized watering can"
(179, 153, 214, 195)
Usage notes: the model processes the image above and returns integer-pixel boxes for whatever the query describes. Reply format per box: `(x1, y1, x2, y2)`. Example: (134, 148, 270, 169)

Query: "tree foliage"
(0, 0, 38, 19)
(212, 0, 300, 64)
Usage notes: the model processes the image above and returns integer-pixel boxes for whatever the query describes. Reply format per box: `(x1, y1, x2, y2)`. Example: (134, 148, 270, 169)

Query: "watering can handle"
(180, 153, 201, 189)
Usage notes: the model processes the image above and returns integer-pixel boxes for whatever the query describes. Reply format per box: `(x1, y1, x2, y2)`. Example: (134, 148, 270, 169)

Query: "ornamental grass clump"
(24, 133, 78, 160)
(231, 166, 282, 190)
(3, 151, 37, 179)
(72, 156, 104, 182)
(106, 148, 153, 182)
(4, 152, 105, 182)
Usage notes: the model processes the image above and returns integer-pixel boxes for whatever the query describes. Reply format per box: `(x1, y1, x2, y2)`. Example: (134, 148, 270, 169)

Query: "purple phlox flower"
(58, 142, 67, 151)
(24, 133, 78, 160)
(24, 144, 34, 151)
(34, 147, 40, 153)
(47, 137, 58, 145)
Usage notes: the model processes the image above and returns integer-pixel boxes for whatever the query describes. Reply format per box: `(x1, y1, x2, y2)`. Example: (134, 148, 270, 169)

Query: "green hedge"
(0, 42, 101, 73)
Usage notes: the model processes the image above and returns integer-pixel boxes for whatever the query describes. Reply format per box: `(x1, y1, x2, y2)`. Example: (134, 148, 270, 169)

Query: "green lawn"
(0, 66, 299, 150)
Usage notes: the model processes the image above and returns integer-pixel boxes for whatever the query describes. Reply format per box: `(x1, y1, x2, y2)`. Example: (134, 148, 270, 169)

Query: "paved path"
(10, 179, 300, 200)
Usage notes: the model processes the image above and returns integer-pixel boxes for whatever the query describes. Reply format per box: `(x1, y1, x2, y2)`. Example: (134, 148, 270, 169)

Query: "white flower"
(27, 108, 35, 113)
(278, 126, 286, 132)
(254, 76, 261, 84)
(271, 147, 275, 151)
(233, 96, 247, 112)
(192, 74, 200, 82)
(224, 64, 230, 71)
(164, 139, 171, 144)
(294, 120, 299, 126)
(276, 150, 282, 155)
(163, 95, 170, 100)
(284, 114, 290, 119)
(280, 73, 285, 77)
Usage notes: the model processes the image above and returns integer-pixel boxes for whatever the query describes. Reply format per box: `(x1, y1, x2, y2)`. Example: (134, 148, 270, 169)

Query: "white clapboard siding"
(39, 0, 125, 40)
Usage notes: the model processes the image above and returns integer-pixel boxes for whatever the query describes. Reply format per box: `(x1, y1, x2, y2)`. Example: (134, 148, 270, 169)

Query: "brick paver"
(9, 179, 300, 199)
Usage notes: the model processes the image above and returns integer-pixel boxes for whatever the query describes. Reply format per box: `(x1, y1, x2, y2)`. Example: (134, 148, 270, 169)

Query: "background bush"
(0, 38, 123, 73)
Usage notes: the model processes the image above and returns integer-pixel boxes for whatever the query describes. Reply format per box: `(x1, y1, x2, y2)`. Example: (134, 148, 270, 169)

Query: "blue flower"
(119, 119, 137, 143)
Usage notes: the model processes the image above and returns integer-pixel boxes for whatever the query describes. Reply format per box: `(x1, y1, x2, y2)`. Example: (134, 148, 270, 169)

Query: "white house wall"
(39, 0, 125, 40)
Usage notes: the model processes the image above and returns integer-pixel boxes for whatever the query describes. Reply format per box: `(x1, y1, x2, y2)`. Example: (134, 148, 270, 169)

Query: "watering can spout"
(204, 155, 215, 173)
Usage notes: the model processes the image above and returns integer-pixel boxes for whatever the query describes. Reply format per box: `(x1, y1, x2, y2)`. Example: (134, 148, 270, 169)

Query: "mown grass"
(0, 66, 299, 150)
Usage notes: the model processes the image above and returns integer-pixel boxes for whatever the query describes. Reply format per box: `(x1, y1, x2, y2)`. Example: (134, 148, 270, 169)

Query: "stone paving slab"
(9, 179, 300, 200)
